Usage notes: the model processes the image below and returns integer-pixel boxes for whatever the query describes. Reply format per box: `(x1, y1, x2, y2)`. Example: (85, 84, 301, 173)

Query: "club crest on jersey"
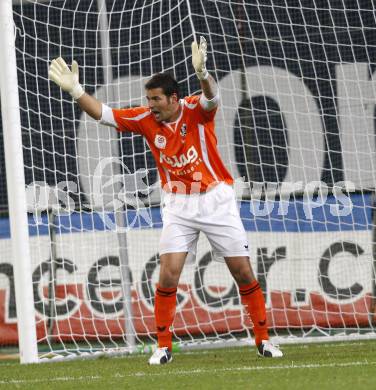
(180, 123, 187, 138)
(154, 134, 167, 149)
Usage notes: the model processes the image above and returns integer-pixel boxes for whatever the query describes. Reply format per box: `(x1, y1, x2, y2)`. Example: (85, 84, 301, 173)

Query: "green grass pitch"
(0, 341, 375, 389)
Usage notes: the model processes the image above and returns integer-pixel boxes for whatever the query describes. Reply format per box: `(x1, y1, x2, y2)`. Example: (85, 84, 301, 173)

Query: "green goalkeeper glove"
(192, 36, 209, 81)
(48, 57, 84, 100)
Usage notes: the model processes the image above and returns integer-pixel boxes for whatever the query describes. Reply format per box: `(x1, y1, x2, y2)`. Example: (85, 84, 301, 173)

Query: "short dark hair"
(145, 72, 180, 98)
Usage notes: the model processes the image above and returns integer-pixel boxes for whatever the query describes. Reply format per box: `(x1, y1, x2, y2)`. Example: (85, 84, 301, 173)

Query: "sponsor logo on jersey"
(154, 134, 167, 149)
(159, 145, 198, 168)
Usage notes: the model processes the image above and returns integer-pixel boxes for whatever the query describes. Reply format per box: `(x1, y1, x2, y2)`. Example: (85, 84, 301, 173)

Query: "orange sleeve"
(112, 106, 150, 134)
(185, 95, 217, 123)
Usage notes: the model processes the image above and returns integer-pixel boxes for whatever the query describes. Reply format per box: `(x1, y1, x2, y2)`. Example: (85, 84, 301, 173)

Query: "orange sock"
(239, 280, 269, 346)
(154, 284, 177, 351)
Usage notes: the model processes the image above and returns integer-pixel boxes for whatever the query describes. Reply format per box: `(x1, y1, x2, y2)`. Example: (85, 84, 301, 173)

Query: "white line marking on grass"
(0, 376, 101, 385)
(132, 360, 376, 377)
(0, 361, 375, 385)
(176, 341, 371, 355)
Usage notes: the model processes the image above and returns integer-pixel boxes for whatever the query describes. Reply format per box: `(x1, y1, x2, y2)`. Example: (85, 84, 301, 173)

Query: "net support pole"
(0, 0, 38, 364)
(97, 0, 136, 350)
(47, 209, 57, 341)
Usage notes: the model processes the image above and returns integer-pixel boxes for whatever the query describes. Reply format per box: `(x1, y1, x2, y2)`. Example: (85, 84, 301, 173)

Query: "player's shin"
(154, 284, 177, 351)
(239, 281, 269, 346)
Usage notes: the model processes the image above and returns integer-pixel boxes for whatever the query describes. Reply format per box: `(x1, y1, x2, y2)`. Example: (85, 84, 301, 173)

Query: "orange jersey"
(112, 95, 233, 194)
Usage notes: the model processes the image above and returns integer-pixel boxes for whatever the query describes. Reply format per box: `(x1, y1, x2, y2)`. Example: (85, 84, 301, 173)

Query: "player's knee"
(235, 273, 253, 286)
(232, 267, 254, 285)
(158, 269, 180, 288)
(158, 279, 179, 289)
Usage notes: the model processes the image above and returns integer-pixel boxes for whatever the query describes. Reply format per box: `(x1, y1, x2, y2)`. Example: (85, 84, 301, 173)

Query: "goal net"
(1, 0, 376, 362)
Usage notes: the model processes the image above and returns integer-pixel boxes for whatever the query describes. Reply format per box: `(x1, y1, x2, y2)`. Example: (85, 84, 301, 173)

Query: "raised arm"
(48, 57, 102, 120)
(191, 36, 218, 105)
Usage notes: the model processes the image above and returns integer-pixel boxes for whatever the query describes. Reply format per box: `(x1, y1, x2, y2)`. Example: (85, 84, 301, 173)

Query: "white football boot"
(148, 347, 173, 365)
(257, 340, 283, 358)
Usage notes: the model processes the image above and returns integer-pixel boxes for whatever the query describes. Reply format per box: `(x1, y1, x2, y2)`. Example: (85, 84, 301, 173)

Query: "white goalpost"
(1, 0, 376, 363)
(0, 0, 38, 363)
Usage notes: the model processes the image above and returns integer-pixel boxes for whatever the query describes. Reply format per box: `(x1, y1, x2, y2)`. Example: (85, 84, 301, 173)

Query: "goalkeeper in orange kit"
(49, 36, 283, 364)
